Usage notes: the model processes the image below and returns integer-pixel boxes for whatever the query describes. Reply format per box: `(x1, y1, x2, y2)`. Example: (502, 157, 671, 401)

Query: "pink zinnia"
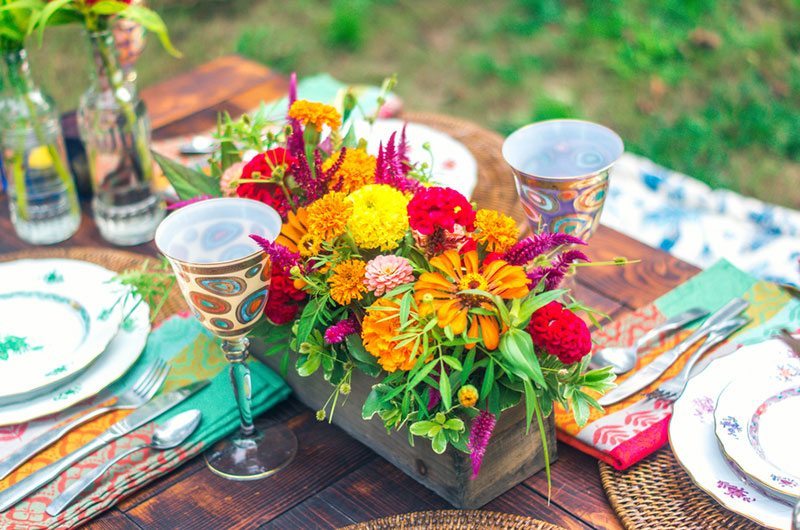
(220, 161, 245, 197)
(363, 255, 414, 296)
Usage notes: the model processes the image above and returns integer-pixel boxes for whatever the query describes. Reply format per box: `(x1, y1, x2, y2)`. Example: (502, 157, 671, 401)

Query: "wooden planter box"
(256, 345, 557, 508)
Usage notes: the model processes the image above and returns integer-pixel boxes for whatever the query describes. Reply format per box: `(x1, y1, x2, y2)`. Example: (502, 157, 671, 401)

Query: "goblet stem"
(222, 337, 255, 436)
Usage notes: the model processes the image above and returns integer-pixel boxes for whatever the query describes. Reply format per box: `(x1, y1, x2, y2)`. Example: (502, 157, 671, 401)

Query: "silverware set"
(597, 297, 751, 406)
(0, 359, 209, 515)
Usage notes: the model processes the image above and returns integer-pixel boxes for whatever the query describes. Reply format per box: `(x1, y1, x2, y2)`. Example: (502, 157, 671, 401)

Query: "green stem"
(92, 31, 153, 182)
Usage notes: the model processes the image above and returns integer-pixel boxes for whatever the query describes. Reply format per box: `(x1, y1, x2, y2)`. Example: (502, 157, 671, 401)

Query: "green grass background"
(23, 0, 800, 208)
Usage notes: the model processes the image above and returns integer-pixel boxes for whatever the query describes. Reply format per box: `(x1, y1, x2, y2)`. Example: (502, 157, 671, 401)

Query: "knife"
(0, 380, 209, 512)
(598, 297, 749, 406)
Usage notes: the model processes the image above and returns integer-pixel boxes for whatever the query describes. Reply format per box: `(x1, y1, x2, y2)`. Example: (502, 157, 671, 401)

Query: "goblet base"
(204, 421, 297, 481)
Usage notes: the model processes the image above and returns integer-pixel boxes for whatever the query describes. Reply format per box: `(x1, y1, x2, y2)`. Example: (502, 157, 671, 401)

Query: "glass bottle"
(77, 30, 164, 246)
(0, 47, 81, 245)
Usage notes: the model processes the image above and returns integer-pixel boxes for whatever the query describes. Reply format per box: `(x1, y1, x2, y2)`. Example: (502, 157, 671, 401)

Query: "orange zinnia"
(361, 298, 419, 372)
(276, 207, 308, 254)
(414, 250, 529, 350)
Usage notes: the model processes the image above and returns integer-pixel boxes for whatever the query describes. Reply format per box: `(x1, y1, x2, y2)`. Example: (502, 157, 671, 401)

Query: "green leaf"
(119, 4, 182, 57)
(432, 431, 447, 454)
(439, 369, 451, 410)
(440, 355, 462, 372)
(152, 151, 221, 200)
(297, 353, 320, 377)
(32, 0, 70, 43)
(443, 418, 465, 431)
(479, 360, 494, 402)
(460, 348, 476, 386)
(408, 360, 436, 390)
(409, 420, 436, 436)
(89, 1, 129, 15)
(295, 296, 328, 346)
(523, 378, 536, 434)
(362, 386, 383, 420)
(516, 289, 567, 326)
(399, 291, 412, 326)
(279, 352, 290, 378)
(498, 328, 546, 388)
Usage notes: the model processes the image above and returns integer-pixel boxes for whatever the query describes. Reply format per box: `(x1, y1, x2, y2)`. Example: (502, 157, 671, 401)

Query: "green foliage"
(152, 151, 222, 200)
(328, 0, 368, 51)
(235, 26, 302, 73)
(111, 259, 176, 323)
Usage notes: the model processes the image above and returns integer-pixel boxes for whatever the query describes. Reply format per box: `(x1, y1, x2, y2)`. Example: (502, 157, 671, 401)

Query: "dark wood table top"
(0, 56, 700, 530)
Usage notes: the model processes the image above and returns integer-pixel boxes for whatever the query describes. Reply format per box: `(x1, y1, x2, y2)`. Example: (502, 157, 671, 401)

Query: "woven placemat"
(0, 246, 187, 322)
(599, 449, 764, 529)
(339, 510, 564, 530)
(401, 112, 525, 226)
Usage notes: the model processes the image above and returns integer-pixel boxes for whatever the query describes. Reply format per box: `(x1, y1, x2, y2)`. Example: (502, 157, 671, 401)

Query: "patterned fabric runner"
(555, 259, 797, 469)
(0, 315, 290, 529)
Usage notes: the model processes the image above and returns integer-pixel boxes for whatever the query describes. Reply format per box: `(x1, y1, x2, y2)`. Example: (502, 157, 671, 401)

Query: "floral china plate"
(670, 339, 796, 530)
(0, 259, 124, 405)
(0, 291, 149, 426)
(354, 119, 479, 199)
(714, 360, 800, 500)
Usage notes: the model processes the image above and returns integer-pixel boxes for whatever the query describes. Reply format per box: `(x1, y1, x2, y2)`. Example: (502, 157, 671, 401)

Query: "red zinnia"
(406, 187, 475, 236)
(264, 272, 306, 325)
(527, 301, 591, 365)
(236, 148, 295, 219)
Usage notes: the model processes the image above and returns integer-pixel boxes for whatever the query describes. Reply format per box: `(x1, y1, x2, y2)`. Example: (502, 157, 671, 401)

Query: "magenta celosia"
(249, 235, 300, 274)
(527, 249, 590, 291)
(324, 317, 360, 345)
(468, 410, 496, 478)
(502, 232, 586, 266)
(375, 131, 421, 193)
(364, 255, 415, 296)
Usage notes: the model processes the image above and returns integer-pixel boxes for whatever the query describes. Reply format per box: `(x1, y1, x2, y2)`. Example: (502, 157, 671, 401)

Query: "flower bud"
(340, 383, 351, 395)
(458, 384, 479, 408)
(316, 409, 326, 421)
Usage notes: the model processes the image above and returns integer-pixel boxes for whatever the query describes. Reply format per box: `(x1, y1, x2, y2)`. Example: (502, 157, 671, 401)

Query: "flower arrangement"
(155, 75, 616, 484)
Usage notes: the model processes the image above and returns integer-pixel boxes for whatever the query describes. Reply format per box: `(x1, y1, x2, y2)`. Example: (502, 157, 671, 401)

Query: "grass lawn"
(24, 0, 800, 208)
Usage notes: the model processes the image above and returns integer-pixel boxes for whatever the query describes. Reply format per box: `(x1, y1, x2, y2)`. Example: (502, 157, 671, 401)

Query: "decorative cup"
(155, 197, 297, 480)
(502, 119, 623, 241)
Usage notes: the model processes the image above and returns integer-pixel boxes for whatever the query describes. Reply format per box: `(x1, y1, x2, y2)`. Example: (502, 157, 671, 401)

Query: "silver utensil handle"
(46, 445, 145, 516)
(0, 405, 115, 481)
(0, 434, 112, 512)
(634, 308, 709, 351)
(675, 298, 748, 354)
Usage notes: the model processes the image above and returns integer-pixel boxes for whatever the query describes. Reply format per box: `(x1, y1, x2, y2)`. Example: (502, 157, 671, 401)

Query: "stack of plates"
(0, 259, 150, 426)
(670, 338, 799, 529)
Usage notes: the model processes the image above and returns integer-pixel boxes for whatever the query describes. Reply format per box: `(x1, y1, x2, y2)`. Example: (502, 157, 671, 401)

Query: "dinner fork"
(646, 317, 747, 403)
(0, 358, 170, 480)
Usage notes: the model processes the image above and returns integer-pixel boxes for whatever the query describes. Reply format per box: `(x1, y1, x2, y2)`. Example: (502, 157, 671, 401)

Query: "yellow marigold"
(322, 148, 376, 194)
(473, 209, 519, 253)
(361, 298, 419, 372)
(347, 184, 410, 251)
(306, 191, 352, 242)
(328, 259, 367, 305)
(288, 100, 342, 131)
(458, 384, 479, 407)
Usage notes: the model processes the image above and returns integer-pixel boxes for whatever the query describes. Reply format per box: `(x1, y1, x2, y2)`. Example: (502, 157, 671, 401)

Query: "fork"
(0, 358, 170, 480)
(647, 317, 747, 403)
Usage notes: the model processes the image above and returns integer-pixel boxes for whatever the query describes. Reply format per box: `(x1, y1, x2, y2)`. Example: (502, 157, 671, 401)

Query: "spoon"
(590, 307, 709, 374)
(46, 409, 202, 516)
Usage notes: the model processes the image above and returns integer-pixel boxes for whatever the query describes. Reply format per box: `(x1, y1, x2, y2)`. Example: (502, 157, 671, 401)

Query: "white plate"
(0, 295, 150, 426)
(670, 339, 796, 529)
(354, 119, 479, 199)
(0, 259, 124, 404)
(715, 361, 800, 500)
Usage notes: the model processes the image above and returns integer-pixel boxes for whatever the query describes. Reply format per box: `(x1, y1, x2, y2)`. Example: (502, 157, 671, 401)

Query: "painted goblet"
(155, 197, 297, 480)
(502, 119, 624, 241)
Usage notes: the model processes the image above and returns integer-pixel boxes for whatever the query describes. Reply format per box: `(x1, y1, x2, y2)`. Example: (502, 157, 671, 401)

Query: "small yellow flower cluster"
(347, 184, 410, 251)
(322, 148, 377, 194)
(288, 100, 341, 131)
(473, 209, 519, 253)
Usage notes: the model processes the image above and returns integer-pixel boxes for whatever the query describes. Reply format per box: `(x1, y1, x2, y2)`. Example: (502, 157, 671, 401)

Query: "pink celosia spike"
(467, 410, 496, 478)
(289, 72, 298, 106)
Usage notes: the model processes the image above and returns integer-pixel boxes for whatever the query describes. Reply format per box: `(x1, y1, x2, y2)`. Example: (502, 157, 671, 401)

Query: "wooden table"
(0, 56, 700, 530)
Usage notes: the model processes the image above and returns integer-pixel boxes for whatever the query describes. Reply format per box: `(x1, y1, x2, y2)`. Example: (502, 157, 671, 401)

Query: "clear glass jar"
(0, 47, 81, 245)
(77, 30, 164, 246)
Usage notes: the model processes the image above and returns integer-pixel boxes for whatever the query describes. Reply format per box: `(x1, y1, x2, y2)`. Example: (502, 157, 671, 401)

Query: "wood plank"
(123, 411, 375, 529)
(484, 484, 594, 530)
(571, 282, 626, 327)
(523, 444, 623, 530)
(141, 56, 278, 130)
(83, 508, 142, 530)
(579, 225, 700, 310)
(259, 496, 356, 529)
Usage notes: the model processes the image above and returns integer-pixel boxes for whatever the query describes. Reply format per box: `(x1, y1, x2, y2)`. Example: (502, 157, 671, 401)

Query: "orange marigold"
(322, 148, 376, 194)
(361, 298, 420, 372)
(328, 259, 367, 305)
(288, 100, 342, 131)
(414, 250, 529, 350)
(473, 209, 519, 253)
(306, 191, 352, 242)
